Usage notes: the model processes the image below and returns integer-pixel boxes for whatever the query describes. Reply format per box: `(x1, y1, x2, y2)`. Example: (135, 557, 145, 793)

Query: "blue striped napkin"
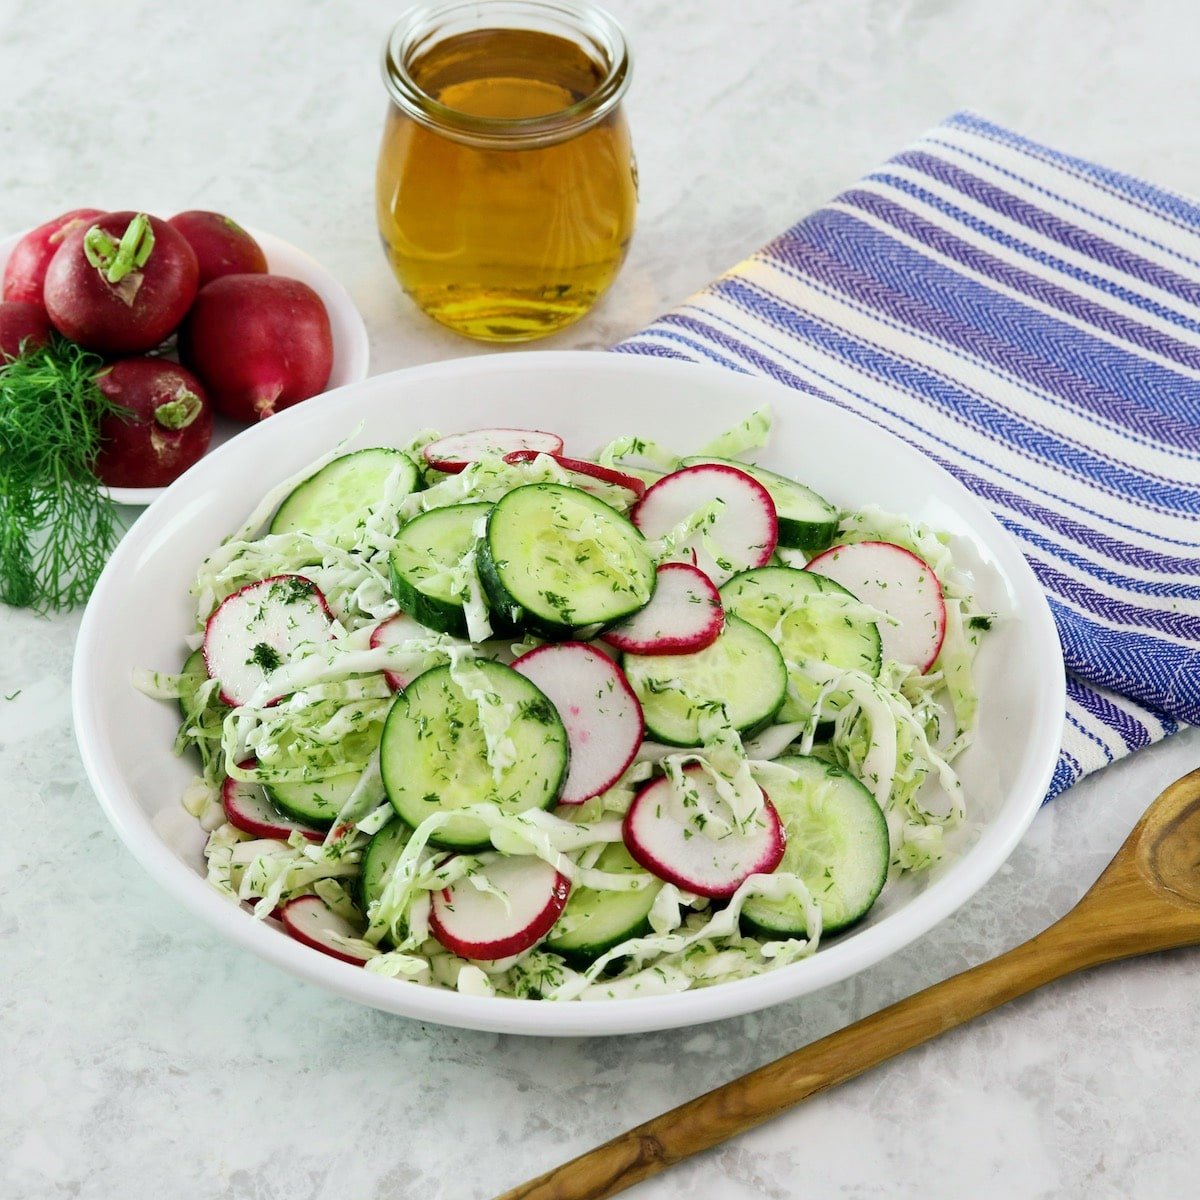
(616, 111, 1199, 800)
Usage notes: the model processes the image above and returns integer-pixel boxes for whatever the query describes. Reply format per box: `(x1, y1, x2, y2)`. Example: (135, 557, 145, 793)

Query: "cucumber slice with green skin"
(265, 771, 359, 827)
(380, 661, 569, 851)
(270, 448, 420, 541)
(740, 755, 889, 937)
(388, 501, 492, 637)
(359, 819, 410, 913)
(177, 648, 210, 719)
(720, 567, 882, 723)
(622, 614, 788, 746)
(682, 456, 838, 556)
(545, 843, 662, 965)
(478, 483, 656, 637)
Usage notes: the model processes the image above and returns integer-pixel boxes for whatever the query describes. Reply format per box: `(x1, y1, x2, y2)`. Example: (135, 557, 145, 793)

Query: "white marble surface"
(2, 1, 1198, 1196)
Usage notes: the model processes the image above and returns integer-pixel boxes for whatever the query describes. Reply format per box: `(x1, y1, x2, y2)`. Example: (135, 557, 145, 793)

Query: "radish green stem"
(83, 213, 155, 284)
(155, 391, 203, 431)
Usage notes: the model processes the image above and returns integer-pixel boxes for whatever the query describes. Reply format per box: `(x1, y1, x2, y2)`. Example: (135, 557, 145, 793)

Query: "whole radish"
(0, 301, 52, 360)
(91, 358, 213, 488)
(2, 208, 102, 304)
(167, 210, 268, 287)
(43, 211, 199, 354)
(179, 274, 333, 422)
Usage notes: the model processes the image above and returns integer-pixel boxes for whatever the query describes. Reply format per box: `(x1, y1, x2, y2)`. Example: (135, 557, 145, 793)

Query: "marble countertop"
(2, 1, 1198, 1197)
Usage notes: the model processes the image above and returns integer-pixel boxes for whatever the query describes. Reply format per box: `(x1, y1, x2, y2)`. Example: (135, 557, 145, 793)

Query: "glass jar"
(377, 1, 637, 342)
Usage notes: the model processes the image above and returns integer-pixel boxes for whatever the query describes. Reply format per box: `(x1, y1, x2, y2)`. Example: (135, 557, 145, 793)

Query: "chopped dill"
(1, 339, 127, 611)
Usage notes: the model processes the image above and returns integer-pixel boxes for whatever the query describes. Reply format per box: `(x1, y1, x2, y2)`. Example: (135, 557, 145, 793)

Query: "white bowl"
(0, 223, 369, 505)
(72, 352, 1064, 1036)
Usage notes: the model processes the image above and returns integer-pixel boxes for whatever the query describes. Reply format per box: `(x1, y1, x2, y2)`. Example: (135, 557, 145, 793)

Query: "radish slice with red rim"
(222, 772, 325, 843)
(807, 540, 947, 672)
(511, 641, 644, 805)
(503, 450, 646, 497)
(631, 464, 778, 587)
(601, 562, 724, 655)
(623, 766, 786, 898)
(424, 428, 564, 474)
(369, 611, 430, 691)
(430, 856, 571, 960)
(203, 573, 334, 706)
(281, 895, 375, 966)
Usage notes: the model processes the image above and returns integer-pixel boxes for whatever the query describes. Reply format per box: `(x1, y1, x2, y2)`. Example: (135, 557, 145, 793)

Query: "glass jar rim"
(381, 0, 632, 148)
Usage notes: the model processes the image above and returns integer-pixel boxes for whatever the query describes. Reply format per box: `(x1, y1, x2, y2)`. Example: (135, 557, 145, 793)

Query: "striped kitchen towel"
(617, 111, 1199, 800)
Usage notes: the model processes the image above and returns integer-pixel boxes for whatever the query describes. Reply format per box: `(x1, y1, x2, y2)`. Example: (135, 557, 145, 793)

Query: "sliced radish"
(511, 641, 644, 805)
(503, 450, 646, 497)
(203, 574, 334, 706)
(280, 895, 375, 966)
(369, 611, 431, 691)
(601, 562, 724, 655)
(222, 772, 325, 843)
(623, 766, 786, 898)
(424, 428, 564, 474)
(807, 540, 947, 672)
(632, 464, 778, 587)
(430, 856, 571, 960)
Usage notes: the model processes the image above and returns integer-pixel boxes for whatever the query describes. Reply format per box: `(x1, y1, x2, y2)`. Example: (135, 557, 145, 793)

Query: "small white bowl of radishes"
(0, 209, 368, 505)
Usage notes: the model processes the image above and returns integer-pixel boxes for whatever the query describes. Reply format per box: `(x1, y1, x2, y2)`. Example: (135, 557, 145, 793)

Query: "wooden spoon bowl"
(497, 769, 1200, 1200)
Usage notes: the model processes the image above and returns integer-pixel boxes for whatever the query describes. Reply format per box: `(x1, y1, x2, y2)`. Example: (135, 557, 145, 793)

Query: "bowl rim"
(71, 350, 1065, 1037)
(0, 223, 371, 507)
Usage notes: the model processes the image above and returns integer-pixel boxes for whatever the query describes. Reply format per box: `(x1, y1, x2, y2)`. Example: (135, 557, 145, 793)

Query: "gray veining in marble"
(2, 1, 1199, 1197)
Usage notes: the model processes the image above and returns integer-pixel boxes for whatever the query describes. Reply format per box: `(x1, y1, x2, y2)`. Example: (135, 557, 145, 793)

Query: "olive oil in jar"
(377, 12, 637, 342)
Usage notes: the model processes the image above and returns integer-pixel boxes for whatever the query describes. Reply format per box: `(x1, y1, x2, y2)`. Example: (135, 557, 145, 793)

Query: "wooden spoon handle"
(495, 917, 1109, 1200)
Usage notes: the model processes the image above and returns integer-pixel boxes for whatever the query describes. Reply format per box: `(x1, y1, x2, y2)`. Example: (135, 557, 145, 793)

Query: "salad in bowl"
(135, 408, 993, 1003)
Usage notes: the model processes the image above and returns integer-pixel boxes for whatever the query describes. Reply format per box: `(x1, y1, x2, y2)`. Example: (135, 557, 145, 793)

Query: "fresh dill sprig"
(0, 339, 127, 612)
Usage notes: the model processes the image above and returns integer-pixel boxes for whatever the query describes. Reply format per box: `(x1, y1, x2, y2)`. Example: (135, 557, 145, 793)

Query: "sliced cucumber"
(177, 648, 210, 719)
(388, 501, 491, 637)
(380, 661, 569, 850)
(720, 567, 881, 722)
(478, 483, 656, 637)
(545, 843, 662, 965)
(741, 755, 889, 937)
(265, 771, 359, 827)
(622, 614, 787, 746)
(270, 449, 420, 542)
(359, 819, 410, 913)
(682, 456, 838, 556)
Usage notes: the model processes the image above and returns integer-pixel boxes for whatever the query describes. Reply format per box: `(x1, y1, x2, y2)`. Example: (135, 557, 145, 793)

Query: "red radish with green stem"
(179, 274, 333, 422)
(2, 208, 102, 304)
(43, 211, 199, 354)
(0, 301, 52, 361)
(91, 358, 212, 489)
(167, 210, 268, 287)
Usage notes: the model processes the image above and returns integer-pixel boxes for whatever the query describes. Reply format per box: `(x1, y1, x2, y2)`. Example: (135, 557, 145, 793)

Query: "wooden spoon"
(497, 769, 1200, 1200)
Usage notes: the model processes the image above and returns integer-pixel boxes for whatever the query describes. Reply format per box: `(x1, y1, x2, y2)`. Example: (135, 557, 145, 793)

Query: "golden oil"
(377, 14, 636, 342)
